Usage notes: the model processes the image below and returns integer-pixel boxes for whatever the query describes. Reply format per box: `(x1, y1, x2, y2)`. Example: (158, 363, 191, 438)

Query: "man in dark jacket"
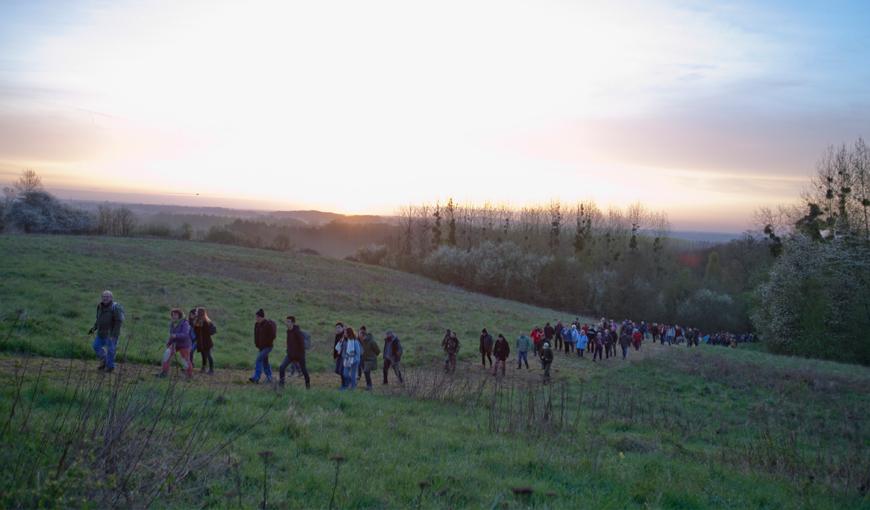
(479, 328, 494, 367)
(249, 309, 276, 384)
(492, 334, 510, 377)
(279, 316, 309, 388)
(540, 341, 554, 382)
(383, 331, 404, 384)
(545, 322, 558, 351)
(359, 326, 380, 390)
(89, 290, 124, 373)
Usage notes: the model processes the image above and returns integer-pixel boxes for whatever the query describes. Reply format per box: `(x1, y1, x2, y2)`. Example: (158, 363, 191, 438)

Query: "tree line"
(353, 198, 771, 334)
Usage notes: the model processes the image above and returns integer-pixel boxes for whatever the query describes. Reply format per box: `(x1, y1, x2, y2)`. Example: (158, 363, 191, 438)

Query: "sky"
(1, 0, 868, 232)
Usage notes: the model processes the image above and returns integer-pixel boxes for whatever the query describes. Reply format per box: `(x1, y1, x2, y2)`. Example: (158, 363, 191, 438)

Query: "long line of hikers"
(88, 290, 754, 389)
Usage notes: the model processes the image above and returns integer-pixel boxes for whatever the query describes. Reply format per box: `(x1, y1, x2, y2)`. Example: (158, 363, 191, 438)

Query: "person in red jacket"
(632, 328, 643, 351)
(531, 327, 544, 357)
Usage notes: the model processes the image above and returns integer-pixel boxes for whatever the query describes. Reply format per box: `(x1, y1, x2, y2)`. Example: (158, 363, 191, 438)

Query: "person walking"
(593, 331, 605, 362)
(192, 307, 216, 374)
(442, 330, 460, 374)
(359, 326, 380, 390)
(479, 328, 494, 368)
(540, 341, 554, 382)
(516, 333, 531, 369)
(89, 290, 124, 373)
(545, 322, 558, 351)
(632, 328, 642, 351)
(157, 308, 193, 379)
(619, 329, 632, 360)
(492, 333, 510, 377)
(249, 309, 276, 384)
(337, 327, 361, 390)
(575, 326, 589, 358)
(187, 309, 198, 370)
(279, 316, 310, 388)
(333, 322, 345, 384)
(382, 330, 404, 384)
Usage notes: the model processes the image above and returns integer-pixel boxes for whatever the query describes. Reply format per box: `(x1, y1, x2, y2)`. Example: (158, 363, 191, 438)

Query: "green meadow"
(1, 235, 868, 509)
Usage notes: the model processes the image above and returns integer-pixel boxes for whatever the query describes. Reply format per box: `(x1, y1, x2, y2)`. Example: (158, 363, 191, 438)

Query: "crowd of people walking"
(87, 290, 754, 388)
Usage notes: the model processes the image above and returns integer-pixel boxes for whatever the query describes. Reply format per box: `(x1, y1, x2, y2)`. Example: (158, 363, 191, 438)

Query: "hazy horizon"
(2, 1, 868, 232)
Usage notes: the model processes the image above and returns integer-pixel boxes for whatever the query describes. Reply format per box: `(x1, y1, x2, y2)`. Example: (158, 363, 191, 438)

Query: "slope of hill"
(0, 235, 589, 371)
(0, 235, 868, 509)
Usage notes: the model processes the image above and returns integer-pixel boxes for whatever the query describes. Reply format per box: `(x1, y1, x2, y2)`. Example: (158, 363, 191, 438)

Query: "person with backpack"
(359, 326, 380, 391)
(249, 309, 276, 384)
(89, 290, 124, 373)
(192, 307, 216, 374)
(157, 308, 193, 379)
(336, 327, 362, 390)
(516, 333, 531, 369)
(492, 333, 510, 377)
(540, 341, 554, 382)
(382, 330, 404, 384)
(479, 328, 494, 368)
(278, 315, 310, 388)
(442, 330, 460, 374)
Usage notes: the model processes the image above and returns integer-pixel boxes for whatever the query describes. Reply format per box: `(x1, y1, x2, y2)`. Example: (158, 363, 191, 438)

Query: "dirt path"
(0, 340, 674, 393)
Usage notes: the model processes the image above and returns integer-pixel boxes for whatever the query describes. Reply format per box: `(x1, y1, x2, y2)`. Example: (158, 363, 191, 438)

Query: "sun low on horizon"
(1, 0, 868, 232)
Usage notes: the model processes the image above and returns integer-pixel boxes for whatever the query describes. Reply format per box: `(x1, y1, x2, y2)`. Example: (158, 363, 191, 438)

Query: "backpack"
(302, 330, 312, 350)
(391, 337, 403, 360)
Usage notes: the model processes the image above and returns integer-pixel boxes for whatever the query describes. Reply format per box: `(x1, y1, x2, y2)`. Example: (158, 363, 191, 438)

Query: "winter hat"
(256, 309, 265, 318)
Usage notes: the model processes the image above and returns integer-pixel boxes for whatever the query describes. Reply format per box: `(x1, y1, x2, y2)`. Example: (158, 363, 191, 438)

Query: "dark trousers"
(594, 345, 603, 361)
(383, 358, 403, 384)
(481, 351, 492, 367)
(279, 355, 310, 387)
(553, 336, 561, 350)
(621, 345, 628, 359)
(200, 349, 214, 371)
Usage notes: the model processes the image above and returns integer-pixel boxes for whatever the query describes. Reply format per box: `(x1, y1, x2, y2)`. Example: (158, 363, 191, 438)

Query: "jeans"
(279, 355, 310, 387)
(383, 359, 403, 384)
(342, 361, 359, 389)
(252, 347, 273, 382)
(621, 345, 628, 359)
(92, 336, 117, 369)
(162, 345, 192, 376)
(517, 351, 529, 368)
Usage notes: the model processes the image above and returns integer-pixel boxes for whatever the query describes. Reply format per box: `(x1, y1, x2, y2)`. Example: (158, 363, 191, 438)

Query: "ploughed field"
(1, 235, 869, 509)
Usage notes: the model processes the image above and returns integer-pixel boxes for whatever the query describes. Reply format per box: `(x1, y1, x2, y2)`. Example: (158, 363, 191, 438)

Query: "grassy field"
(0, 235, 594, 372)
(1, 235, 869, 509)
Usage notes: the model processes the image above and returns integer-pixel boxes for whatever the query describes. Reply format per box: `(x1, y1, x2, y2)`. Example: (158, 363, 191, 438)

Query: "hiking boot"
(105, 367, 114, 374)
(248, 377, 259, 384)
(208, 369, 214, 375)
(155, 372, 167, 378)
(97, 360, 106, 371)
(200, 367, 206, 373)
(278, 379, 285, 387)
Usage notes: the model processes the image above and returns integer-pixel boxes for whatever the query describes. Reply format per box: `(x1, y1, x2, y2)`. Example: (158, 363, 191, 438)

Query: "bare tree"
(14, 169, 43, 194)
